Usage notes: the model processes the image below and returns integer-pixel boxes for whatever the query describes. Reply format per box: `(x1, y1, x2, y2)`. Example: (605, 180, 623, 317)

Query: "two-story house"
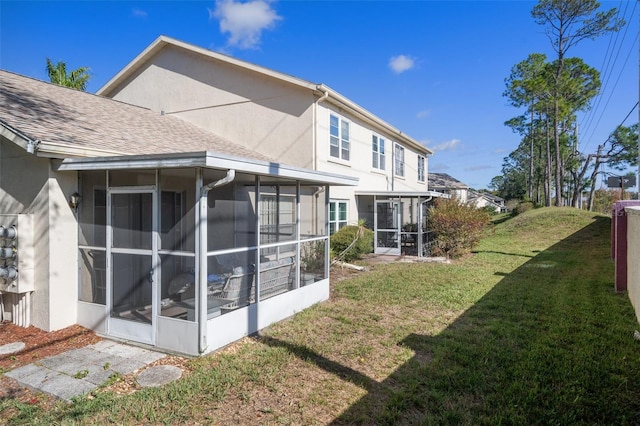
(97, 36, 443, 256)
(0, 69, 356, 355)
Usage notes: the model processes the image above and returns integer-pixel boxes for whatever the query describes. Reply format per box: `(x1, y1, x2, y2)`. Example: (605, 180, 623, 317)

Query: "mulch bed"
(0, 322, 101, 411)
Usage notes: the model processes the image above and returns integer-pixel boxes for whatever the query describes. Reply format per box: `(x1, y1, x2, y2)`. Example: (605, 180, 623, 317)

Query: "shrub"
(428, 198, 490, 258)
(512, 201, 534, 216)
(330, 224, 374, 262)
(479, 205, 499, 216)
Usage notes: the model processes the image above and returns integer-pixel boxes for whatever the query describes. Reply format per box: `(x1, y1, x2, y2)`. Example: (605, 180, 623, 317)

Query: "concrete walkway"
(4, 340, 181, 401)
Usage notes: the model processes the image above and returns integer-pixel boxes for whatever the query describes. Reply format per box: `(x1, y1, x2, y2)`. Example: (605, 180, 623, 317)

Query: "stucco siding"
(627, 207, 640, 323)
(315, 104, 428, 226)
(106, 45, 315, 169)
(0, 138, 78, 331)
(46, 168, 79, 330)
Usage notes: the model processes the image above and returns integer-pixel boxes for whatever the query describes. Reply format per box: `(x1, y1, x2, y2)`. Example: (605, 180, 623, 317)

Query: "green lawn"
(3, 207, 640, 425)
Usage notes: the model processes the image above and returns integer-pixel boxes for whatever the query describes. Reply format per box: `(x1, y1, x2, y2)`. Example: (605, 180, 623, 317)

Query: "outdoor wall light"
(69, 192, 81, 211)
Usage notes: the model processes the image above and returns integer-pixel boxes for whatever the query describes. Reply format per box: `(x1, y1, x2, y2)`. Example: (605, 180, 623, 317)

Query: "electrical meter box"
(0, 214, 34, 293)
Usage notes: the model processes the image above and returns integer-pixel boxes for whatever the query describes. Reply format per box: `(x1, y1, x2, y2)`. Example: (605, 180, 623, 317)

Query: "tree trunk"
(553, 100, 563, 206)
(529, 105, 534, 201)
(545, 105, 552, 207)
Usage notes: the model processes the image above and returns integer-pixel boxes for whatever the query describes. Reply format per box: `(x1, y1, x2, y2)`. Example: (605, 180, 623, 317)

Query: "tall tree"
(504, 53, 549, 202)
(531, 0, 624, 206)
(46, 58, 90, 91)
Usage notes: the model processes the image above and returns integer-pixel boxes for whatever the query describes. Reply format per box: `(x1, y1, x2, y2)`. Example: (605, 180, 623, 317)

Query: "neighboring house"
(428, 173, 470, 203)
(428, 173, 506, 213)
(468, 191, 506, 213)
(97, 36, 443, 257)
(0, 69, 356, 355)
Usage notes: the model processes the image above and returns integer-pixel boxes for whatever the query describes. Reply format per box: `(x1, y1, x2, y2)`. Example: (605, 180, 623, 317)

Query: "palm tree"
(45, 58, 90, 91)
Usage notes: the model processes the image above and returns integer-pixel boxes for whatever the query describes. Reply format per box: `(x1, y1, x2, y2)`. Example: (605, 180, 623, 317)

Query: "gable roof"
(0, 69, 272, 161)
(468, 190, 504, 204)
(97, 35, 433, 156)
(428, 173, 470, 190)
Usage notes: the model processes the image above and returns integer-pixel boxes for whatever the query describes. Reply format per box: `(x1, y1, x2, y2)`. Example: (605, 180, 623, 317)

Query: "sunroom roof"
(355, 190, 449, 198)
(58, 151, 359, 186)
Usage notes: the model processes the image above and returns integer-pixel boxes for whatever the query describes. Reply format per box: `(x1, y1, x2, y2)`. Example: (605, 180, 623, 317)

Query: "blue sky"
(1, 0, 638, 190)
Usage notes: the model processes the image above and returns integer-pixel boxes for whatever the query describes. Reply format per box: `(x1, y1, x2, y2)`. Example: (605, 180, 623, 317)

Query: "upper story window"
(394, 144, 405, 177)
(417, 155, 425, 182)
(372, 135, 386, 170)
(330, 114, 350, 161)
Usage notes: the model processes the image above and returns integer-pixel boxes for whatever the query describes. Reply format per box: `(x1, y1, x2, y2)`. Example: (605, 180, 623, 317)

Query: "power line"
(579, 0, 637, 153)
(579, 0, 630, 147)
(581, 31, 639, 150)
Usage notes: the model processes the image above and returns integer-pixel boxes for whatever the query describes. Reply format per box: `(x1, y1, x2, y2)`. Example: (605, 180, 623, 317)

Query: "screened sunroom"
(355, 191, 449, 257)
(60, 152, 356, 355)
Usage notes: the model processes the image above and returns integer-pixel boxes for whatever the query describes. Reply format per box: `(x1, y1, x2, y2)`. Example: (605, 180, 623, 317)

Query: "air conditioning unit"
(0, 214, 34, 294)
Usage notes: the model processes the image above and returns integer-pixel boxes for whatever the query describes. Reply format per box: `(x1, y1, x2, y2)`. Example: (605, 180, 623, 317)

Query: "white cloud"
(429, 139, 461, 152)
(389, 55, 415, 74)
(209, 0, 281, 49)
(132, 8, 148, 18)
(464, 165, 493, 172)
(416, 109, 431, 119)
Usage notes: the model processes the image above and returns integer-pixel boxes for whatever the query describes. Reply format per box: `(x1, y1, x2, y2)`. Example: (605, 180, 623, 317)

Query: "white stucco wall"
(46, 168, 79, 330)
(0, 137, 78, 331)
(315, 104, 429, 226)
(105, 45, 315, 169)
(626, 206, 640, 324)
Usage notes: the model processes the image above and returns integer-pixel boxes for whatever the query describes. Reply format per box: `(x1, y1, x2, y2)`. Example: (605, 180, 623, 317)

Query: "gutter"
(198, 169, 236, 353)
(0, 121, 40, 154)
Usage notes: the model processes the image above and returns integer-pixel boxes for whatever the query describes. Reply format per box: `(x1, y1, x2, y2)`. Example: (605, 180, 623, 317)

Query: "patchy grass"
(2, 208, 640, 424)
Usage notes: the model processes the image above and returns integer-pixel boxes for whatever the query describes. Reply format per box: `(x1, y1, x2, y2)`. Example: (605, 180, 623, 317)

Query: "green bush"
(428, 198, 490, 259)
(512, 201, 534, 216)
(330, 225, 374, 262)
(479, 205, 499, 216)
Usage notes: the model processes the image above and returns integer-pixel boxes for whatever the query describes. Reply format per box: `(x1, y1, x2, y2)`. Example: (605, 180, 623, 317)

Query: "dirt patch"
(0, 323, 101, 409)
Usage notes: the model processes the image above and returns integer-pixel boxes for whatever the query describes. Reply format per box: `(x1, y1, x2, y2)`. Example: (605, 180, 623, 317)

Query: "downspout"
(313, 88, 329, 171)
(198, 169, 236, 354)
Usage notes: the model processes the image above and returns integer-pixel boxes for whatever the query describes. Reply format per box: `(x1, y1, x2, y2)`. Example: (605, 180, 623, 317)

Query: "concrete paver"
(5, 340, 181, 401)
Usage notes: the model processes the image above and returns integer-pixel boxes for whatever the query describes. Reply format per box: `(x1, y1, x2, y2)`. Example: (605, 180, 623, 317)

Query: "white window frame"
(329, 200, 348, 235)
(394, 144, 405, 178)
(417, 155, 425, 182)
(372, 135, 386, 170)
(330, 114, 350, 161)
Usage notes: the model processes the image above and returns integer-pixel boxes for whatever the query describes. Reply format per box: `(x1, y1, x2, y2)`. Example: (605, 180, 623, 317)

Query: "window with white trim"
(372, 135, 386, 170)
(394, 144, 405, 177)
(329, 200, 348, 235)
(417, 155, 425, 182)
(330, 114, 350, 161)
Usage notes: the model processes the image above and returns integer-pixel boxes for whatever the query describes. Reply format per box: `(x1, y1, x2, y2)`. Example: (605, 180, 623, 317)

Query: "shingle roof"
(427, 173, 469, 190)
(0, 69, 273, 161)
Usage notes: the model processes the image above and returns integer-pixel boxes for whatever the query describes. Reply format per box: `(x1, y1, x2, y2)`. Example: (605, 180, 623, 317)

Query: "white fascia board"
(58, 151, 359, 186)
(317, 84, 433, 156)
(0, 120, 33, 151)
(1, 119, 127, 159)
(97, 35, 318, 97)
(355, 190, 450, 198)
(36, 142, 126, 159)
(204, 154, 358, 186)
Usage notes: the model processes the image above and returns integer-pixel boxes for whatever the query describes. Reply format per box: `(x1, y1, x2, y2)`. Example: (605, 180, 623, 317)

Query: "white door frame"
(374, 199, 401, 255)
(106, 186, 158, 345)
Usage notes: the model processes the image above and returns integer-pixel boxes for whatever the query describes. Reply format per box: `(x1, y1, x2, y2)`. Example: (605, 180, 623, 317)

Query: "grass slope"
(2, 208, 640, 425)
